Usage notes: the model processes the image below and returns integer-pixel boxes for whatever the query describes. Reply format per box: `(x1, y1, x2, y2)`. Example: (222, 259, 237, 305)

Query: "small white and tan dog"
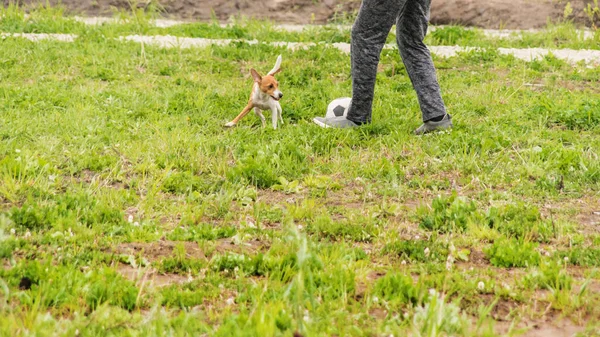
(225, 55, 284, 129)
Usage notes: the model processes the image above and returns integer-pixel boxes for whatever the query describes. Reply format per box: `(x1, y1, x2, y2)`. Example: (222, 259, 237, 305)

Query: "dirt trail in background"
(5, 32, 600, 66)
(6, 0, 596, 29)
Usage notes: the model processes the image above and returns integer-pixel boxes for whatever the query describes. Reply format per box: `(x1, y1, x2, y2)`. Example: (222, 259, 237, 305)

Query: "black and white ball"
(325, 97, 352, 119)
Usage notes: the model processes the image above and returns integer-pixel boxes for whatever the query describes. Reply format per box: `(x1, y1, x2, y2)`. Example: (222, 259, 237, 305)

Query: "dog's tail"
(268, 55, 282, 76)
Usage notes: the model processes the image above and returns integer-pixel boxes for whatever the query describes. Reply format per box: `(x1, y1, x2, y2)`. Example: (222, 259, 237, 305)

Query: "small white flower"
(24, 231, 31, 238)
(415, 235, 420, 240)
(545, 251, 551, 257)
(373, 296, 379, 303)
(424, 247, 430, 257)
(429, 288, 437, 296)
(564, 257, 569, 263)
(445, 255, 454, 270)
(133, 222, 139, 227)
(477, 281, 485, 291)
(225, 297, 235, 305)
(127, 215, 134, 223)
(10, 228, 16, 235)
(297, 225, 304, 230)
(401, 260, 407, 265)
(303, 309, 311, 323)
(247, 221, 256, 228)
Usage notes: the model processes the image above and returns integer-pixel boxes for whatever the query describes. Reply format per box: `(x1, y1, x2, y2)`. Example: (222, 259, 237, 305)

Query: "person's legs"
(314, 0, 451, 133)
(313, 0, 403, 128)
(396, 0, 450, 130)
(345, 0, 405, 125)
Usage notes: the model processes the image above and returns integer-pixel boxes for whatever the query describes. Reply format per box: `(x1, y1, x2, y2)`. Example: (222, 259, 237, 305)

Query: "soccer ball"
(325, 97, 352, 119)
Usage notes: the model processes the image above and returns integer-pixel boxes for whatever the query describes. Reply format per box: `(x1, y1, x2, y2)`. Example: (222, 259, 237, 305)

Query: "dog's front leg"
(271, 107, 278, 129)
(254, 107, 266, 128)
(277, 103, 283, 125)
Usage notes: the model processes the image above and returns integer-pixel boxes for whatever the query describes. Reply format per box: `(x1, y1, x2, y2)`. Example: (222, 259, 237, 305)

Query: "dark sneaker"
(313, 116, 360, 129)
(414, 114, 453, 135)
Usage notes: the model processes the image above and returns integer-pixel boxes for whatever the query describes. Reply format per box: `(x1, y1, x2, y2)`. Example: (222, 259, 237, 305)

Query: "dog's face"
(251, 69, 283, 101)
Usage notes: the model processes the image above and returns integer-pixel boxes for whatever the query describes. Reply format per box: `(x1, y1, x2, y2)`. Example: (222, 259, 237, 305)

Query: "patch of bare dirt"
(354, 270, 385, 301)
(495, 318, 586, 337)
(430, 0, 593, 29)
(543, 197, 600, 236)
(325, 190, 365, 210)
(69, 169, 133, 190)
(113, 238, 264, 261)
(71, 169, 96, 184)
(519, 324, 585, 337)
(472, 294, 567, 324)
(576, 211, 600, 235)
(368, 307, 388, 320)
(559, 80, 600, 94)
(257, 189, 301, 207)
(213, 238, 266, 254)
(114, 240, 206, 261)
(116, 264, 190, 287)
(9, 0, 597, 29)
(2, 260, 11, 270)
(258, 181, 421, 212)
(487, 295, 521, 321)
(468, 249, 488, 266)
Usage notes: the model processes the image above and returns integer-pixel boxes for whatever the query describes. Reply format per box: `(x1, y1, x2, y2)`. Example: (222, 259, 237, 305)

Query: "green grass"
(1, 4, 600, 337)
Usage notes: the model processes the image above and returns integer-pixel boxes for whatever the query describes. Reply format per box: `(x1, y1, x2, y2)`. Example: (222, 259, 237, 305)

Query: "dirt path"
(5, 31, 600, 66)
(6, 0, 597, 29)
(119, 34, 600, 66)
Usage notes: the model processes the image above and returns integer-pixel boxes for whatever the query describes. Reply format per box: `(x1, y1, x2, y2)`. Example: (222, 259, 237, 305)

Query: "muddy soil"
(7, 0, 597, 29)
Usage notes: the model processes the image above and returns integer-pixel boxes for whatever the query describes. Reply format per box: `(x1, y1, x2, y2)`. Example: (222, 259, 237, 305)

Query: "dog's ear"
(268, 55, 282, 76)
(250, 69, 262, 83)
(270, 67, 282, 76)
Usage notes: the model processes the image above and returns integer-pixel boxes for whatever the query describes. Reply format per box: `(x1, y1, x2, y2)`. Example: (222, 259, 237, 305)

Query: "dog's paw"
(224, 121, 236, 128)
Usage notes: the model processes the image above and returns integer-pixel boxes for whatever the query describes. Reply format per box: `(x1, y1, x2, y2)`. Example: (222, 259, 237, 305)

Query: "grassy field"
(1, 5, 600, 337)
